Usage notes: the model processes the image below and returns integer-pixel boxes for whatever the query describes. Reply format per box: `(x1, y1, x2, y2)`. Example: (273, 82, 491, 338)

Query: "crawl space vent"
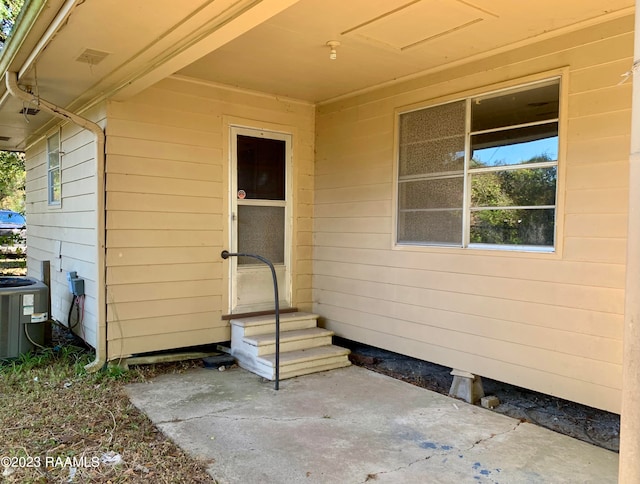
(0, 136, 11, 141)
(76, 48, 110, 65)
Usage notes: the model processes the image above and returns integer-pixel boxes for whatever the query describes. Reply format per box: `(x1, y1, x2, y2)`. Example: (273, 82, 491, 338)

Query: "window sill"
(467, 243, 554, 253)
(394, 241, 560, 259)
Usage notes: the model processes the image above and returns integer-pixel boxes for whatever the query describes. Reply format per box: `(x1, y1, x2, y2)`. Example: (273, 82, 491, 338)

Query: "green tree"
(470, 171, 520, 244)
(0, 150, 25, 212)
(470, 153, 556, 245)
(1, 0, 24, 50)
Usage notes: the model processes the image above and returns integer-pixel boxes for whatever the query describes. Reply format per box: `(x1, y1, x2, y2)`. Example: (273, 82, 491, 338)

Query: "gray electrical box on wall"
(66, 271, 85, 296)
(0, 277, 48, 359)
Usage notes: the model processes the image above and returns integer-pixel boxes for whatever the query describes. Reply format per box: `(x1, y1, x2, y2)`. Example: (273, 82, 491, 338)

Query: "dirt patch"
(0, 330, 214, 483)
(337, 337, 620, 453)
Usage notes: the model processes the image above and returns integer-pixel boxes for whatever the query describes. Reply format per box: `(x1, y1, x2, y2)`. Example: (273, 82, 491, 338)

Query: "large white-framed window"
(396, 78, 560, 251)
(47, 130, 61, 205)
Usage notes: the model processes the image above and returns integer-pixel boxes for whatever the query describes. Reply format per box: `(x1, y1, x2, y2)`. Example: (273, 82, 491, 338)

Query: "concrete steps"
(230, 312, 351, 380)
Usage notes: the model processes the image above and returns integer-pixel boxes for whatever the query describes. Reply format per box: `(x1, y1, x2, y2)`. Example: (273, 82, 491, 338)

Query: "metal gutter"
(0, 0, 47, 76)
(5, 71, 107, 372)
(18, 0, 77, 79)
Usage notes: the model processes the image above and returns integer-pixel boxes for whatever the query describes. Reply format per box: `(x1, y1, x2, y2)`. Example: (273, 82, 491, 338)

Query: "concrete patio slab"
(126, 365, 618, 483)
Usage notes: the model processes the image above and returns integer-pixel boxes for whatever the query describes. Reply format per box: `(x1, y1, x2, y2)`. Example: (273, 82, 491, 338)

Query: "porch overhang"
(0, 0, 302, 151)
(1, 0, 640, 481)
(0, 0, 634, 151)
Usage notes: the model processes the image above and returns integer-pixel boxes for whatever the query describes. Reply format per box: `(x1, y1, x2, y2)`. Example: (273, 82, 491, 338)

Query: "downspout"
(5, 71, 107, 372)
(620, 3, 640, 479)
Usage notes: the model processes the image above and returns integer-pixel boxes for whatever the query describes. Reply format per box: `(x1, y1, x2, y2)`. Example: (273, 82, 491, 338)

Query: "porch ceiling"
(0, 0, 634, 151)
(177, 0, 635, 102)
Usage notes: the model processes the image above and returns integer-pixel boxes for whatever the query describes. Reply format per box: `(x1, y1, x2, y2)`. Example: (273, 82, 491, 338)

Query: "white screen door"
(229, 126, 292, 313)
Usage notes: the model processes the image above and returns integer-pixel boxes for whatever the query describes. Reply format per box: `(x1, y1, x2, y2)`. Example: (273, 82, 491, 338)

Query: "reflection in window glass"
(471, 167, 557, 208)
(47, 131, 61, 205)
(471, 124, 558, 168)
(51, 170, 61, 203)
(397, 78, 560, 250)
(237, 135, 285, 200)
(472, 82, 559, 132)
(470, 208, 555, 246)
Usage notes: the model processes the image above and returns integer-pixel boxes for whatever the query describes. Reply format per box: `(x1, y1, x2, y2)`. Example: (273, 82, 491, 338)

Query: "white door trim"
(228, 125, 293, 313)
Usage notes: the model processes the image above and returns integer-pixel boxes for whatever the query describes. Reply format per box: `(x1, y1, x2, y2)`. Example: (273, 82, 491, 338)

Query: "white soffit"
(0, 0, 299, 150)
(176, 0, 634, 103)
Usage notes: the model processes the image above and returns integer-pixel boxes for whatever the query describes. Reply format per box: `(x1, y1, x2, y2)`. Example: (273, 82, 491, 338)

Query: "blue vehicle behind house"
(0, 210, 26, 255)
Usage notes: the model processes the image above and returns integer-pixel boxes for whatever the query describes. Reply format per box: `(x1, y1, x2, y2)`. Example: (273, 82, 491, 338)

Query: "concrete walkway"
(126, 365, 618, 483)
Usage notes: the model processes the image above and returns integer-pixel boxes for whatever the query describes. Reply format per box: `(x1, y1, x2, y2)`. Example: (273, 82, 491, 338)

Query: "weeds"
(0, 342, 213, 483)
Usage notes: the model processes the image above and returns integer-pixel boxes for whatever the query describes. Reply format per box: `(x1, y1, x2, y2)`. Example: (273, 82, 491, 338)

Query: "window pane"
(397, 79, 559, 250)
(472, 82, 559, 131)
(470, 208, 555, 246)
(47, 132, 59, 154)
(471, 167, 557, 207)
(49, 170, 61, 203)
(237, 205, 284, 264)
(399, 135, 465, 176)
(397, 101, 466, 244)
(398, 177, 464, 210)
(237, 135, 286, 200)
(398, 210, 462, 245)
(48, 132, 60, 169)
(49, 152, 60, 169)
(471, 123, 558, 167)
(400, 101, 465, 145)
(47, 132, 61, 204)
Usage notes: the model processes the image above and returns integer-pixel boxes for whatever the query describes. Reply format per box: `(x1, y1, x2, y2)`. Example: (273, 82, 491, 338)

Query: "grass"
(0, 341, 215, 483)
(0, 255, 27, 276)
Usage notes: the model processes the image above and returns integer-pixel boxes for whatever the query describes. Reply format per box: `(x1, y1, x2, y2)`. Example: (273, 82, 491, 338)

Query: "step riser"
(230, 311, 351, 381)
(256, 355, 351, 374)
(238, 335, 334, 357)
(241, 358, 351, 381)
(231, 322, 315, 346)
(231, 325, 331, 354)
(232, 318, 318, 337)
(278, 361, 352, 380)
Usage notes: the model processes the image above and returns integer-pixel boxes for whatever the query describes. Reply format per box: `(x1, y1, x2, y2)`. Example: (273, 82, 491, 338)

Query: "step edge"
(256, 346, 351, 366)
(243, 328, 334, 346)
(230, 312, 319, 327)
(263, 361, 353, 380)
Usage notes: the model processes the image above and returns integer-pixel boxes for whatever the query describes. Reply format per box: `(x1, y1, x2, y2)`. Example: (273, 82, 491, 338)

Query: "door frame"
(227, 123, 293, 314)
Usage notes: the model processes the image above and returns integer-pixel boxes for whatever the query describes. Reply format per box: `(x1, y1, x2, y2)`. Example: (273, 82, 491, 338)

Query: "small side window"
(47, 131, 61, 205)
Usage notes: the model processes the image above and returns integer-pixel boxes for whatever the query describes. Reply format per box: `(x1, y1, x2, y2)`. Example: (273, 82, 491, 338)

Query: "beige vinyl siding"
(106, 77, 314, 358)
(24, 105, 104, 348)
(314, 15, 632, 412)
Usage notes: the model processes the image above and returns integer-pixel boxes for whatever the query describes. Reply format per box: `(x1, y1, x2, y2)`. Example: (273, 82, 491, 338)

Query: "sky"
(473, 136, 558, 167)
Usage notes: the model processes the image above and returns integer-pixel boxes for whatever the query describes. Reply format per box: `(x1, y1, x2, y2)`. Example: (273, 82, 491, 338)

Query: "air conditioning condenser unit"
(0, 277, 48, 359)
